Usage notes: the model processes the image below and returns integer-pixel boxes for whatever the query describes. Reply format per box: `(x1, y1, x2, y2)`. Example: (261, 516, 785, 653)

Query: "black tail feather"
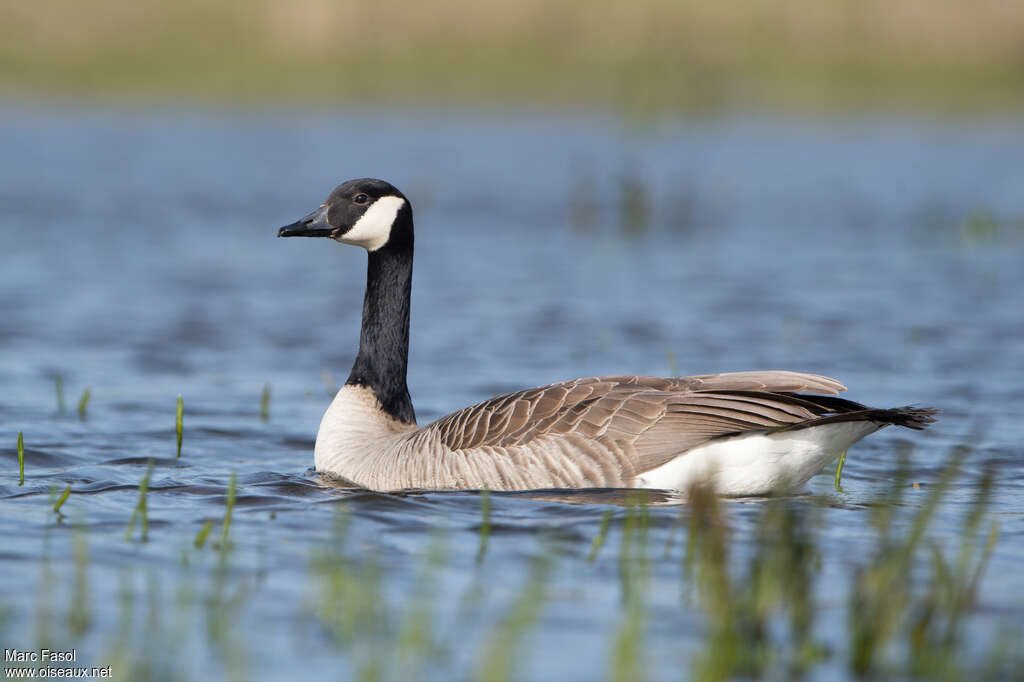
(870, 406, 941, 430)
(778, 405, 940, 432)
(717, 390, 939, 430)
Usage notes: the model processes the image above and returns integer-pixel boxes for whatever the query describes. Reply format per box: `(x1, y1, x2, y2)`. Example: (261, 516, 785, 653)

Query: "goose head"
(277, 178, 412, 252)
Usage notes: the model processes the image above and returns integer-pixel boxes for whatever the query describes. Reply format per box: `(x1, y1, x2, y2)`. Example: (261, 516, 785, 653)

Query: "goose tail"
(777, 405, 940, 433)
(867, 405, 941, 430)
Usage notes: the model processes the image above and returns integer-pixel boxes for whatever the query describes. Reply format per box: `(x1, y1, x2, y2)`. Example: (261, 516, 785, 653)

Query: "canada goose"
(278, 178, 937, 495)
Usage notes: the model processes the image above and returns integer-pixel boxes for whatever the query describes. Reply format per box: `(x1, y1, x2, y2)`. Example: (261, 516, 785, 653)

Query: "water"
(1, 104, 1023, 680)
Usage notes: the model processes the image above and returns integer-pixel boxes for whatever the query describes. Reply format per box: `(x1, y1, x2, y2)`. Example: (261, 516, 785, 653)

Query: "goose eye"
(353, 193, 369, 205)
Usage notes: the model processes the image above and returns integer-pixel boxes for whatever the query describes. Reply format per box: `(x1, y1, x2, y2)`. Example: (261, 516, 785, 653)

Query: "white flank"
(339, 196, 405, 251)
(635, 421, 884, 496)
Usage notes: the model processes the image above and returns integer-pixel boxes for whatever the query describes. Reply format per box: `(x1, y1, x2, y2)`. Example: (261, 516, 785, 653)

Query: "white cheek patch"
(339, 196, 405, 251)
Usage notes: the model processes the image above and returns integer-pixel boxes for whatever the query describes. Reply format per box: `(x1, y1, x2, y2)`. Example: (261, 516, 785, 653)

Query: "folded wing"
(424, 371, 868, 477)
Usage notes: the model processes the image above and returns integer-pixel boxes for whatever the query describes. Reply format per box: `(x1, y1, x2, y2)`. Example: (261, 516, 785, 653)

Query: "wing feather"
(423, 371, 856, 482)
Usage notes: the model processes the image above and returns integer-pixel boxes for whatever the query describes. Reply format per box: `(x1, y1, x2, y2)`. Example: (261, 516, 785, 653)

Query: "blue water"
(1, 104, 1023, 680)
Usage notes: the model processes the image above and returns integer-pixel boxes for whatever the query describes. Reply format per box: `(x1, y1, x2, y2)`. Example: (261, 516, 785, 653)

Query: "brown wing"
(425, 371, 853, 473)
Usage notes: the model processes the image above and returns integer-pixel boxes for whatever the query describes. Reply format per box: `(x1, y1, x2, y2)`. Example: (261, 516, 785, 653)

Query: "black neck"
(346, 237, 416, 424)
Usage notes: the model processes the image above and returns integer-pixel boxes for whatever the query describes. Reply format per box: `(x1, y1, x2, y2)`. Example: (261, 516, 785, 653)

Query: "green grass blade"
(17, 431, 24, 486)
(220, 473, 237, 549)
(54, 485, 71, 513)
(588, 509, 614, 562)
(967, 521, 1000, 600)
(194, 520, 214, 548)
(903, 447, 965, 562)
(125, 459, 154, 541)
(475, 550, 553, 682)
(260, 384, 271, 421)
(834, 450, 848, 490)
(175, 394, 184, 458)
(77, 388, 91, 419)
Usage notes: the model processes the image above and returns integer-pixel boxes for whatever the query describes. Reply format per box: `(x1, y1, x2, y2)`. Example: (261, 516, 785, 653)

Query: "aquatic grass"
(77, 388, 91, 419)
(587, 509, 613, 562)
(681, 481, 827, 681)
(101, 571, 175, 682)
(834, 449, 848, 490)
(4, 434, 1018, 682)
(685, 484, 744, 682)
(661, 504, 687, 559)
(846, 444, 974, 676)
(611, 591, 647, 682)
(617, 493, 650, 603)
(749, 498, 825, 674)
(194, 520, 214, 549)
(53, 485, 71, 514)
(475, 549, 553, 682)
(611, 500, 650, 682)
(904, 466, 1001, 679)
(306, 516, 454, 679)
(205, 554, 255, 682)
(219, 473, 237, 550)
(476, 488, 491, 563)
(17, 431, 24, 486)
(97, 551, 249, 681)
(259, 384, 271, 421)
(125, 459, 155, 542)
(677, 448, 1013, 682)
(175, 394, 184, 458)
(8, 456, 1015, 679)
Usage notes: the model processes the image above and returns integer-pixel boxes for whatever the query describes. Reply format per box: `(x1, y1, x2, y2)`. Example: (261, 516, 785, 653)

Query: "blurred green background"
(2, 0, 1023, 112)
